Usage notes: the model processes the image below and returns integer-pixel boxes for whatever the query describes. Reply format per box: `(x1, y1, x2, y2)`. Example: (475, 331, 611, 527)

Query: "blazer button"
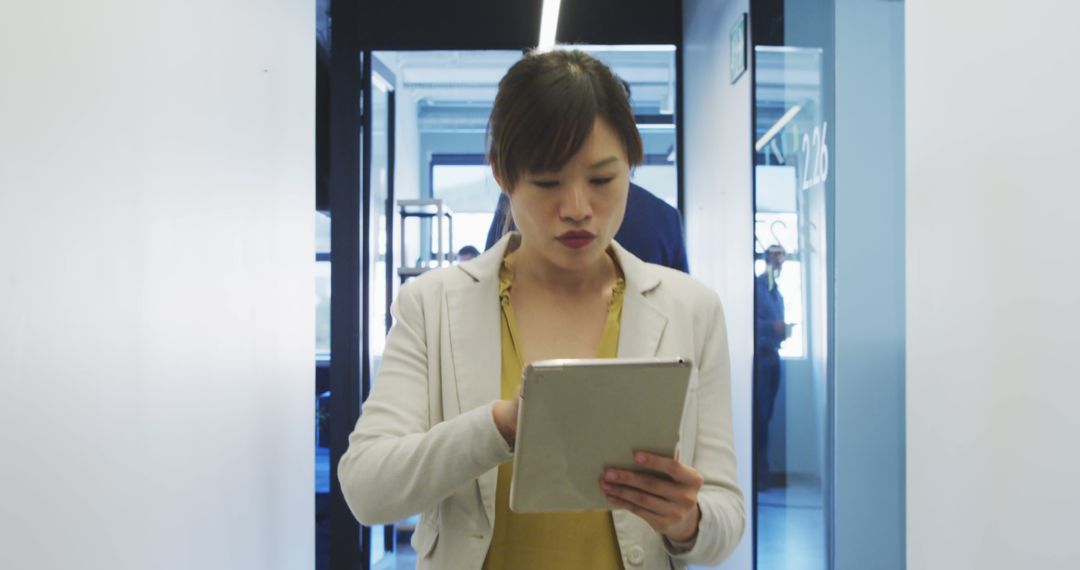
(626, 545, 645, 566)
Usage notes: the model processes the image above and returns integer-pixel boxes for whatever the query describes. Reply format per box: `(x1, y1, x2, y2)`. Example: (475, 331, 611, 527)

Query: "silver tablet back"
(509, 357, 692, 513)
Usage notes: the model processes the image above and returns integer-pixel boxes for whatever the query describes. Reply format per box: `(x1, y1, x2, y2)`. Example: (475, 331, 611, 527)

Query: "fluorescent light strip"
(637, 123, 676, 131)
(754, 103, 803, 153)
(554, 44, 678, 53)
(538, 0, 562, 52)
(372, 73, 394, 93)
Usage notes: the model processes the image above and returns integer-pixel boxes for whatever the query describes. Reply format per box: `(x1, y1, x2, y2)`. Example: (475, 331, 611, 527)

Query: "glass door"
(752, 1, 834, 569)
(365, 55, 397, 569)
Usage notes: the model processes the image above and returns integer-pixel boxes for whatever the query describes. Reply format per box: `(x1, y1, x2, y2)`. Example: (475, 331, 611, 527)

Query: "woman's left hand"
(599, 451, 704, 544)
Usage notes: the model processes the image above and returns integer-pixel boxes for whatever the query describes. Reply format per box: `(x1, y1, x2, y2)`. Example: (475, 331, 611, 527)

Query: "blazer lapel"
(446, 277, 501, 415)
(618, 289, 667, 357)
(613, 241, 668, 358)
(446, 234, 514, 529)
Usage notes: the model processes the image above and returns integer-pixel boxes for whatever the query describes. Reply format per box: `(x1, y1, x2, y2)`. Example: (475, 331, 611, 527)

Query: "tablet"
(508, 356, 692, 513)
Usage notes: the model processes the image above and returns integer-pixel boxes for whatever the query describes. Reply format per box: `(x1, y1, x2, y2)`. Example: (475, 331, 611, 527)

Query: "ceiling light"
(555, 44, 677, 53)
(538, 0, 562, 52)
(755, 103, 803, 153)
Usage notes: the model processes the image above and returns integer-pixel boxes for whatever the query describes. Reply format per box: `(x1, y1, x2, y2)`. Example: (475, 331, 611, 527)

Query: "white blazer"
(339, 234, 744, 569)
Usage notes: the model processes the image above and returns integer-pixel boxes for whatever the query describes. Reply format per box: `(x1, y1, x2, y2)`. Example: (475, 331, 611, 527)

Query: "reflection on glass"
(369, 75, 391, 374)
(631, 160, 677, 209)
(368, 67, 393, 568)
(754, 209, 804, 358)
(315, 211, 331, 567)
(753, 42, 830, 570)
(316, 211, 331, 357)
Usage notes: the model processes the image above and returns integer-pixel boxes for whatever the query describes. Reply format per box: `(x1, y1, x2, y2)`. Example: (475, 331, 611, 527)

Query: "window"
(431, 157, 502, 254)
(754, 207, 805, 359)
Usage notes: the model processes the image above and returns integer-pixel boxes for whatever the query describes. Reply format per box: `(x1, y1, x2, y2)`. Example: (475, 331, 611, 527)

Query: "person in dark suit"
(485, 182, 688, 272)
(754, 244, 789, 490)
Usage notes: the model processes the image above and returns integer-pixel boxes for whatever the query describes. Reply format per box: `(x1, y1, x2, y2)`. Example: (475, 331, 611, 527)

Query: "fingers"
(599, 466, 702, 541)
(600, 469, 697, 513)
(604, 494, 672, 529)
(602, 468, 680, 502)
(632, 452, 706, 488)
(600, 477, 683, 518)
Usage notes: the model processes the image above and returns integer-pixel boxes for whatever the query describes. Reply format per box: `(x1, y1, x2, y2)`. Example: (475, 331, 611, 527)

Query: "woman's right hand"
(492, 385, 523, 447)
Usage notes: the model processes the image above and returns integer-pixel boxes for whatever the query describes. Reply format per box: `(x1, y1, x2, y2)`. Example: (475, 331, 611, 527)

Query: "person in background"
(484, 83, 688, 273)
(754, 244, 790, 491)
(457, 245, 480, 262)
(339, 49, 743, 569)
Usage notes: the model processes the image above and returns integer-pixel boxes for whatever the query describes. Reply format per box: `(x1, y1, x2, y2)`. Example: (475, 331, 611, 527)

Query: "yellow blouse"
(482, 251, 627, 570)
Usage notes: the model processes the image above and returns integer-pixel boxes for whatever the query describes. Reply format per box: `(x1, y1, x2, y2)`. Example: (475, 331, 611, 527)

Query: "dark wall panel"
(558, 0, 680, 46)
(354, 0, 679, 49)
(357, 0, 543, 49)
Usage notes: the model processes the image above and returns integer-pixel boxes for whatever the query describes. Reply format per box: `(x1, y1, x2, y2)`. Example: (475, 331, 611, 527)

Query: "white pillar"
(0, 2, 315, 568)
(907, 1, 1080, 568)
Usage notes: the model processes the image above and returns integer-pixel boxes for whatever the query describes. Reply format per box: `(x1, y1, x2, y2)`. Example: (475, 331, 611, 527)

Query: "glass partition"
(752, 1, 834, 568)
(367, 59, 395, 569)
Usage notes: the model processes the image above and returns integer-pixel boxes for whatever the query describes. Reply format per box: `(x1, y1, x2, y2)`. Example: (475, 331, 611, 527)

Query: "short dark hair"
(487, 50, 644, 191)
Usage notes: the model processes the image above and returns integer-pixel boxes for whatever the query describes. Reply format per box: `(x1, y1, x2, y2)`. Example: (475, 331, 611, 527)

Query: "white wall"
(907, 1, 1080, 568)
(0, 2, 314, 569)
(683, 1, 753, 568)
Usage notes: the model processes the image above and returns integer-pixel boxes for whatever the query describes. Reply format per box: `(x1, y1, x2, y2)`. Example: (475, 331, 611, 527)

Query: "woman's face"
(504, 118, 630, 273)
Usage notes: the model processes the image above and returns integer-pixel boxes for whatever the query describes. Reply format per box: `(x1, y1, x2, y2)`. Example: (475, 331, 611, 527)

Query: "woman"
(339, 49, 744, 569)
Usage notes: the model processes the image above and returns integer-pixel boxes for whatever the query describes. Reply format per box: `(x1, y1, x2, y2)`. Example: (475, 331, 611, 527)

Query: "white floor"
(372, 547, 416, 570)
(756, 479, 826, 570)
